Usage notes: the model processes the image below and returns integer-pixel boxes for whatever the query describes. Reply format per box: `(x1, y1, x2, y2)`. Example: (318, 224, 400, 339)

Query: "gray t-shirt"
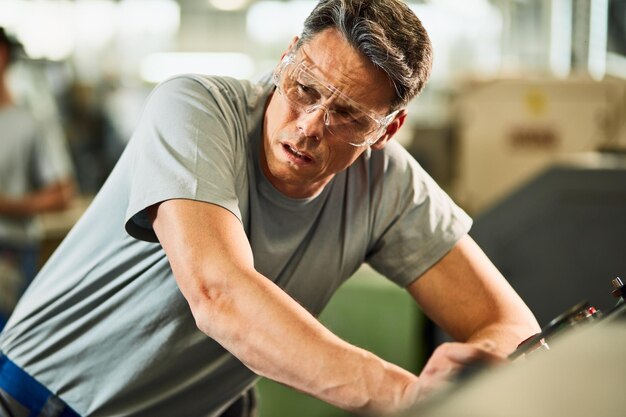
(0, 75, 471, 416)
(0, 105, 73, 244)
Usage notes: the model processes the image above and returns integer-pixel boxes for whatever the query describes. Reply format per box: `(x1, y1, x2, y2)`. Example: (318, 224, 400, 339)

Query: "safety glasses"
(272, 53, 399, 147)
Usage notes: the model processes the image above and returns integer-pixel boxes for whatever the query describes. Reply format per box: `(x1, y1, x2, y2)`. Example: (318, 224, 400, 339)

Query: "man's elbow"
(182, 271, 268, 374)
(185, 277, 243, 344)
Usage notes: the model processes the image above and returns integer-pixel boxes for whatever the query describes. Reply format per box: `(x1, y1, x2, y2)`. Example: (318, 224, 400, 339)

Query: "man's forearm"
(465, 320, 540, 357)
(152, 199, 419, 414)
(189, 267, 419, 414)
(0, 179, 75, 217)
(408, 235, 540, 357)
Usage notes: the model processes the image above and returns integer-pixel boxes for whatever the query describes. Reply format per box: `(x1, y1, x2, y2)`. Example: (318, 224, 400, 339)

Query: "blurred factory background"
(1, 0, 626, 416)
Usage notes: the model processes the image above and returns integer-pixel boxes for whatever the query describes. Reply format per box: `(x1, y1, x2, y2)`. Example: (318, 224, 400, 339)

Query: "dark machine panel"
(471, 156, 626, 326)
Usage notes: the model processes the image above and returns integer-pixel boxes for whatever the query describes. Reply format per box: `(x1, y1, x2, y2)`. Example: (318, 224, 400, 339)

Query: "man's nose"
(296, 104, 328, 140)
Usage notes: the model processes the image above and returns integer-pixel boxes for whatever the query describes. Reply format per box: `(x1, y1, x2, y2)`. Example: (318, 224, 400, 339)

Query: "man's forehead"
(295, 43, 392, 114)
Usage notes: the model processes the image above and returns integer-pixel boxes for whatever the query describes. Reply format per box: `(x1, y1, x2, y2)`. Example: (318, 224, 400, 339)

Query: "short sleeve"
(366, 144, 472, 287)
(124, 76, 247, 242)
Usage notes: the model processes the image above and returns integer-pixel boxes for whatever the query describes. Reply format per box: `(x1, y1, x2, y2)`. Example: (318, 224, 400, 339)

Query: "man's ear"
(280, 36, 300, 61)
(370, 109, 407, 150)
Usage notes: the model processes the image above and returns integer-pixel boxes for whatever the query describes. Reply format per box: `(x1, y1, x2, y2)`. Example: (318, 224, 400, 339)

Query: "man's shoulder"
(353, 141, 436, 198)
(155, 74, 271, 108)
(366, 141, 419, 174)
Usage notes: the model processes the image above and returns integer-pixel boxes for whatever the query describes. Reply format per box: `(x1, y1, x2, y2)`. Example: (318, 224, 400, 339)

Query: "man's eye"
(334, 109, 364, 125)
(297, 83, 315, 96)
(349, 117, 368, 127)
(294, 82, 320, 105)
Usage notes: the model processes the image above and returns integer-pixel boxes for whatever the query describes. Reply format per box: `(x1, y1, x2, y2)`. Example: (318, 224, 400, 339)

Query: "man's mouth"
(282, 143, 313, 163)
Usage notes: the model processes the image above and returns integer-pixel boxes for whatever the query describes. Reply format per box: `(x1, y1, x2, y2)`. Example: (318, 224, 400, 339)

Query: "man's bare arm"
(407, 234, 540, 395)
(150, 198, 420, 414)
(408, 234, 540, 353)
(0, 178, 75, 217)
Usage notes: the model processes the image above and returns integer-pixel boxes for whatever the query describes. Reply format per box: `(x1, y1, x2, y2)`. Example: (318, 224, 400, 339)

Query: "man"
(0, 1, 540, 416)
(0, 27, 75, 331)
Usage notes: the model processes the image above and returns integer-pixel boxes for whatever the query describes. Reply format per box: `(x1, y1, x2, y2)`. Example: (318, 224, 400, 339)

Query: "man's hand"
(417, 341, 506, 400)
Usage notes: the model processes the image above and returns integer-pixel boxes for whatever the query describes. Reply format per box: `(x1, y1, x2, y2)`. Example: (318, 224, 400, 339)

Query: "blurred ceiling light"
(586, 0, 609, 80)
(247, 1, 316, 44)
(549, 0, 573, 78)
(0, 1, 26, 30)
(140, 52, 255, 83)
(17, 0, 75, 61)
(75, 0, 117, 49)
(0, 0, 180, 62)
(118, 0, 180, 37)
(209, 0, 250, 11)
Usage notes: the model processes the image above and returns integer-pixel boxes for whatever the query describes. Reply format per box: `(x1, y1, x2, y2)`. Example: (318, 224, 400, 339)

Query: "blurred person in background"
(0, 27, 75, 330)
(0, 2, 539, 417)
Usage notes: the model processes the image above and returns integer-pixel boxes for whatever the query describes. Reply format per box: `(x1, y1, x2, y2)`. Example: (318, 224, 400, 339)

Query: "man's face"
(0, 44, 9, 74)
(261, 28, 401, 199)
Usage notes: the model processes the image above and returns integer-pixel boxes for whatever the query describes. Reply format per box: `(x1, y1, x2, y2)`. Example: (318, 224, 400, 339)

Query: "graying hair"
(299, 0, 433, 110)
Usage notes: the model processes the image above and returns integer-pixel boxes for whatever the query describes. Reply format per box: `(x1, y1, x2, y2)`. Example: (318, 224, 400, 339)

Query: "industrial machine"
(451, 77, 626, 216)
(401, 276, 626, 417)
(470, 154, 626, 326)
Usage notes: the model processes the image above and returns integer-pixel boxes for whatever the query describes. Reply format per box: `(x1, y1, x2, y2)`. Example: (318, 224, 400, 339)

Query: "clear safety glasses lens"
(273, 55, 396, 146)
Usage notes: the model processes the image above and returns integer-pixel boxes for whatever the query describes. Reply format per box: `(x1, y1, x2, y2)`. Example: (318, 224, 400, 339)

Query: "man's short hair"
(300, 0, 433, 110)
(0, 27, 21, 65)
